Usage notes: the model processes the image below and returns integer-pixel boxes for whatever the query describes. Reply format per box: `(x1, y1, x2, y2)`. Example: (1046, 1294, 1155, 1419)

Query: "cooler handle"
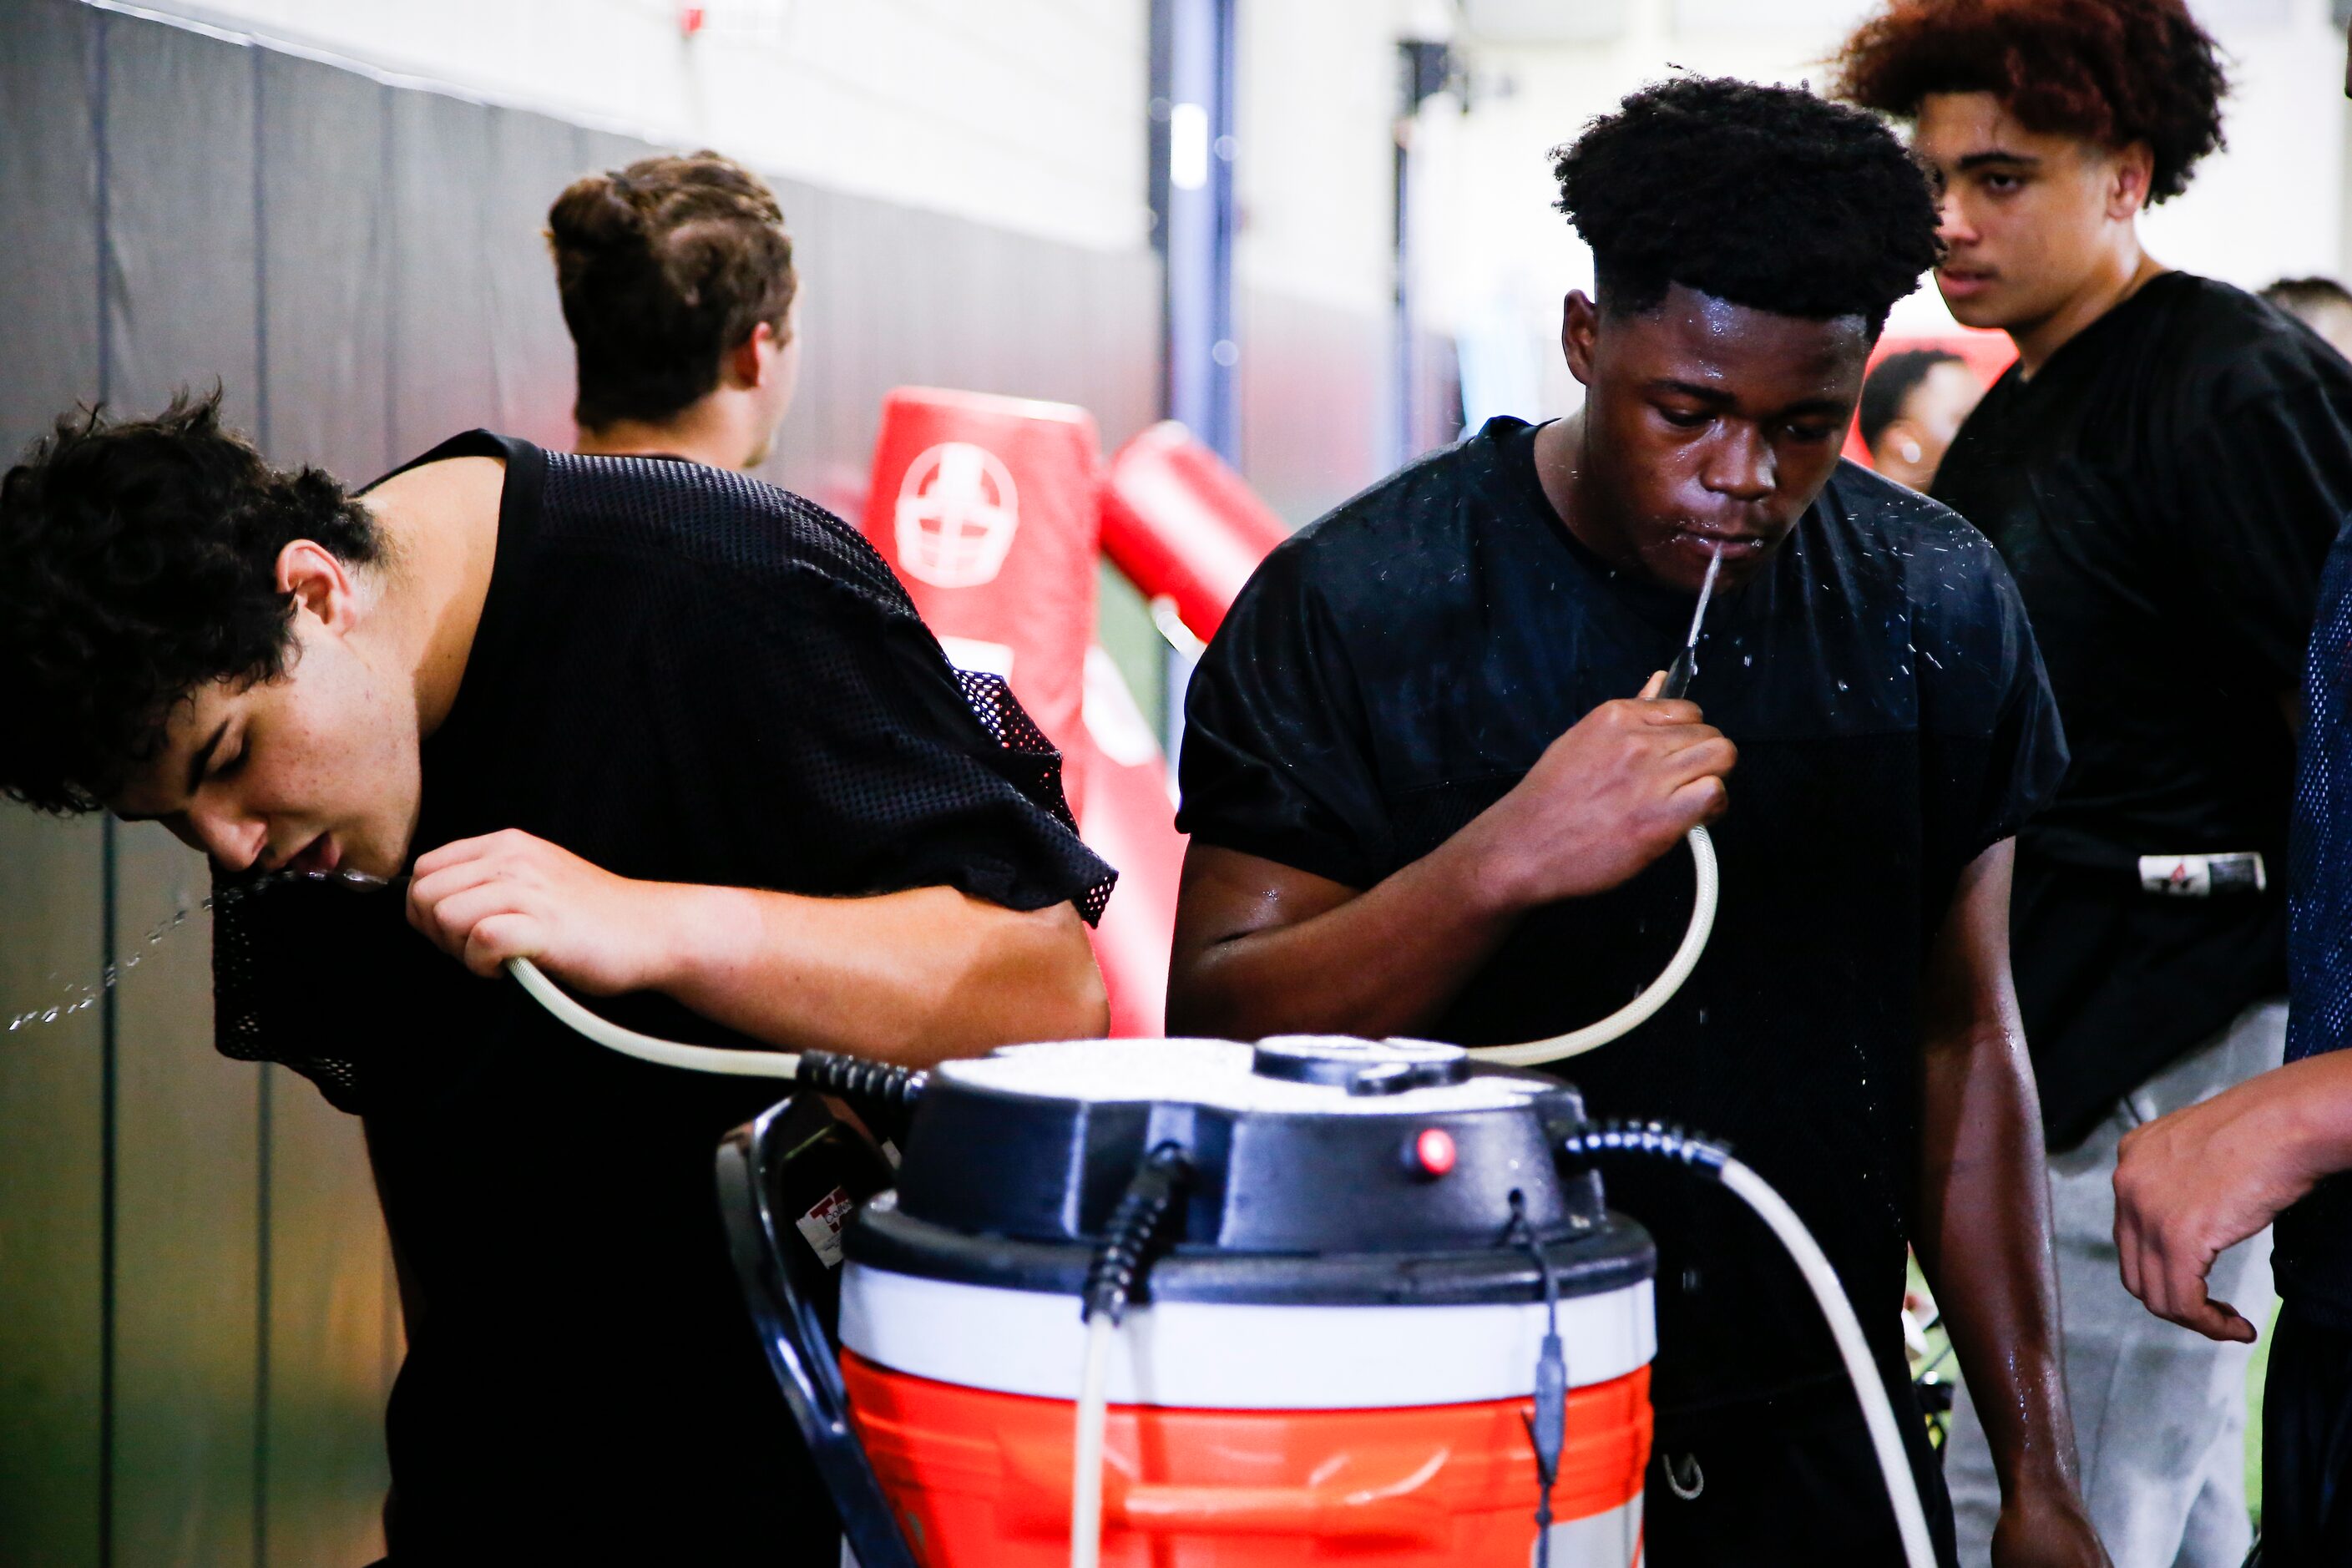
(717, 1107, 919, 1568)
(1115, 1479, 1448, 1542)
(1007, 1440, 1448, 1544)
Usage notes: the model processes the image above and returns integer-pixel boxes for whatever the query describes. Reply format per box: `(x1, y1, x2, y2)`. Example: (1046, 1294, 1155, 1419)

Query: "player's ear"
(1878, 417, 1926, 469)
(726, 320, 774, 391)
(276, 539, 364, 633)
(2108, 140, 2156, 221)
(1562, 291, 1601, 387)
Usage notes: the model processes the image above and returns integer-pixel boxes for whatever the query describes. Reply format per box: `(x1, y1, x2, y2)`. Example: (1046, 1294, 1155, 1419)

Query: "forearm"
(645, 882, 1107, 1066)
(1918, 1018, 2078, 1496)
(2213, 1052, 2352, 1181)
(1168, 837, 1524, 1039)
(2146, 1050, 2352, 1205)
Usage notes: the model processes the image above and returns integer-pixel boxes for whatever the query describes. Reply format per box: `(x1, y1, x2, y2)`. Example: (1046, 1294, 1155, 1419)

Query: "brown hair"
(1833, 0, 2227, 205)
(546, 151, 797, 429)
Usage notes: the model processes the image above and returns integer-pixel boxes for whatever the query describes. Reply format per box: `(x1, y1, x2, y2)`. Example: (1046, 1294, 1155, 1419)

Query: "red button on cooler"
(1413, 1127, 1456, 1177)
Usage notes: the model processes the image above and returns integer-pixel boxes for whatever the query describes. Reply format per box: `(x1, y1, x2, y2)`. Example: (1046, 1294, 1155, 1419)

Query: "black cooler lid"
(843, 1037, 1654, 1307)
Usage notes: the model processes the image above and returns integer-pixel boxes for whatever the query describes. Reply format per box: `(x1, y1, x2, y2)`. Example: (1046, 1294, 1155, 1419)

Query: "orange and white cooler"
(824, 1037, 1659, 1566)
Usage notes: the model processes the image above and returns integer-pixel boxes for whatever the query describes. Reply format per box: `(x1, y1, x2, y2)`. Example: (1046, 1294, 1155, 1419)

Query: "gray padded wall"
(102, 20, 266, 1565)
(0, 4, 115, 1564)
(0, 1, 1164, 1562)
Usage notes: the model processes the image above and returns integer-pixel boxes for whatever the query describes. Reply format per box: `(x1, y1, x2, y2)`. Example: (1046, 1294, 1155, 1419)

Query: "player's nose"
(186, 805, 269, 873)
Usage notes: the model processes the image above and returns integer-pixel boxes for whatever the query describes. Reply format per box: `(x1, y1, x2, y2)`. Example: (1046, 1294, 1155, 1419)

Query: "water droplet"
(1837, 680, 1849, 691)
(41, 1008, 58, 1024)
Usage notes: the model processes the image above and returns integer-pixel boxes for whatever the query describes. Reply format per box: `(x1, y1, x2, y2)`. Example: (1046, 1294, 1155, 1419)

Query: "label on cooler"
(794, 1185, 855, 1269)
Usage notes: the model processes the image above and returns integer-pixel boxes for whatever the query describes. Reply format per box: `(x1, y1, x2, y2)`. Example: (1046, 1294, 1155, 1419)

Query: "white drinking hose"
(499, 821, 1717, 1079)
(1070, 1314, 1115, 1568)
(1467, 823, 1718, 1068)
(505, 956, 804, 1077)
(1566, 1124, 1937, 1568)
(1719, 1155, 1935, 1567)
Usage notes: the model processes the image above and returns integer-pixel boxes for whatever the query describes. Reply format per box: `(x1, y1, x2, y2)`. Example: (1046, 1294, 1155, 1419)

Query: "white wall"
(114, 0, 1151, 253)
(1232, 0, 1407, 316)
(1426, 0, 2350, 426)
(2139, 2, 2348, 289)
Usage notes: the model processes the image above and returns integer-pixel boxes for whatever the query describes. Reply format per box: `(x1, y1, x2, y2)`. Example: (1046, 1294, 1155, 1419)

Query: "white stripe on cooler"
(838, 1264, 1656, 1409)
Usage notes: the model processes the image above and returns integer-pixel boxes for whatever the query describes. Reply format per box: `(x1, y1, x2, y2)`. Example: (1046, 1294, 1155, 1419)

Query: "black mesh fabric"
(952, 667, 1109, 923)
(213, 882, 369, 1110)
(1178, 417, 2068, 1419)
(2275, 518, 2352, 1316)
(205, 434, 1113, 1559)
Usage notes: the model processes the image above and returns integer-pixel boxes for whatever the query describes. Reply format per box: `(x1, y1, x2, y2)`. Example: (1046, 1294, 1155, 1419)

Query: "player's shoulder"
(2151, 274, 2352, 417)
(1249, 419, 1529, 611)
(539, 450, 913, 610)
(1816, 458, 2011, 598)
(1817, 462, 2041, 722)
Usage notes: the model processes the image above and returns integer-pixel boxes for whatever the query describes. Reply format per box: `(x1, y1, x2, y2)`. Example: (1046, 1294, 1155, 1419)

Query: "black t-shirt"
(1932, 273, 2352, 1147)
(1178, 417, 2066, 1418)
(212, 435, 1112, 1560)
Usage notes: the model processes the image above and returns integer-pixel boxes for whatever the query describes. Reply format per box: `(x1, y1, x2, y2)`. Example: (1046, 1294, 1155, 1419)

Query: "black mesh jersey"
(1932, 273, 2352, 1147)
(2276, 515, 2352, 1318)
(1178, 417, 2067, 1417)
(211, 432, 1111, 1560)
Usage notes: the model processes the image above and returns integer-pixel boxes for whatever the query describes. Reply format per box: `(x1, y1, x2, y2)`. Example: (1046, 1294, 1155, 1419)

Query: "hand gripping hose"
(1560, 1121, 1937, 1568)
(310, 875, 918, 1105)
(1469, 547, 1728, 1070)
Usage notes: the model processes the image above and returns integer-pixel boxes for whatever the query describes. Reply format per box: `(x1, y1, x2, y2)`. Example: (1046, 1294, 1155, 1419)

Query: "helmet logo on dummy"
(895, 441, 1020, 589)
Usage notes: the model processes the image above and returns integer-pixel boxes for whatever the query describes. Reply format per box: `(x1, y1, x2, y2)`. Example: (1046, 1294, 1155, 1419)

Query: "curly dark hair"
(1833, 0, 2227, 205)
(546, 150, 797, 430)
(0, 390, 382, 813)
(1553, 77, 1942, 336)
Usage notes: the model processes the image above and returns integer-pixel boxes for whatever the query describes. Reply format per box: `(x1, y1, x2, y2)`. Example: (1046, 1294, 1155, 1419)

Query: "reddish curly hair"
(1833, 0, 2227, 204)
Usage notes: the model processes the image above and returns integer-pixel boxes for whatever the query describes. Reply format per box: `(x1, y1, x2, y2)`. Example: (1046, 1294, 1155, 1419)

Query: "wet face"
(1912, 93, 2143, 334)
(109, 550, 422, 879)
(1566, 283, 1869, 594)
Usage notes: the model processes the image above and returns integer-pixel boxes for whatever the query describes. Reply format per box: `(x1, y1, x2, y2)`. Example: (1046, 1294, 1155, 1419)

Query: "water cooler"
(722, 1035, 1657, 1566)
